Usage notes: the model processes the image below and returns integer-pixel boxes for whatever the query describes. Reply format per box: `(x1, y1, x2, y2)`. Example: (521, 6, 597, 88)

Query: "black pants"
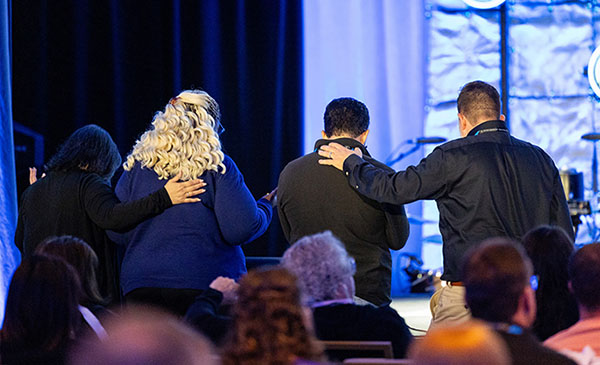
(125, 287, 204, 317)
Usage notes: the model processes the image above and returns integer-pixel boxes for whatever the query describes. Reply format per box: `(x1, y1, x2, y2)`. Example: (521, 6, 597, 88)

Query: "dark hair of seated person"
(522, 225, 579, 340)
(0, 254, 82, 364)
(44, 124, 121, 181)
(35, 235, 108, 309)
(569, 243, 600, 313)
(463, 237, 532, 323)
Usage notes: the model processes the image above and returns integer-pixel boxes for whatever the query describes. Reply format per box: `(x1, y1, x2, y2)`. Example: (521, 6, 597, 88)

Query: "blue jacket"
(109, 155, 272, 295)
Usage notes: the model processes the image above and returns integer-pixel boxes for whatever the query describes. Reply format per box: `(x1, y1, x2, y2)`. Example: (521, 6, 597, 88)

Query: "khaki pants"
(429, 284, 471, 330)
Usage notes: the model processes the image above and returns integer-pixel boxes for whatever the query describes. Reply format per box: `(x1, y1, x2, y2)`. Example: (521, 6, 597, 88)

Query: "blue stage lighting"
(463, 0, 505, 9)
(588, 46, 600, 98)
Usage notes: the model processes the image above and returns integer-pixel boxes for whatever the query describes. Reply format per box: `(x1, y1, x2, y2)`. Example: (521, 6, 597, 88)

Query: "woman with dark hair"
(522, 225, 579, 341)
(109, 91, 273, 315)
(0, 255, 82, 364)
(15, 124, 205, 300)
(35, 235, 107, 314)
(222, 267, 324, 365)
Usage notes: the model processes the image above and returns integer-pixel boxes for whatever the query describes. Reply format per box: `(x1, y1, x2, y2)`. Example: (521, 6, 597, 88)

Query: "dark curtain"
(1, 0, 20, 324)
(11, 0, 302, 256)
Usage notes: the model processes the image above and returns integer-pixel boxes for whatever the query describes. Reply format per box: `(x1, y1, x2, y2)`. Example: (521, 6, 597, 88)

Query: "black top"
(343, 121, 573, 281)
(496, 329, 576, 365)
(278, 138, 409, 306)
(0, 340, 72, 365)
(312, 303, 413, 359)
(14, 170, 172, 298)
(533, 290, 579, 341)
(184, 288, 231, 345)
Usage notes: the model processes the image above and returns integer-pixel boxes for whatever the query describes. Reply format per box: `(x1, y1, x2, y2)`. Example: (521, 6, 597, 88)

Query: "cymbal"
(582, 133, 600, 141)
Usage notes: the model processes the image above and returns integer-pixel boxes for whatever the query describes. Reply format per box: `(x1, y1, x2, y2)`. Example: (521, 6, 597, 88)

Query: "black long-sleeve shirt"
(313, 303, 413, 359)
(342, 121, 573, 281)
(15, 170, 172, 297)
(278, 138, 409, 306)
(184, 288, 231, 345)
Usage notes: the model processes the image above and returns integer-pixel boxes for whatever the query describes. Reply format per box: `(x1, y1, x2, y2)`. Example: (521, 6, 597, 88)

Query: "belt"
(447, 281, 464, 287)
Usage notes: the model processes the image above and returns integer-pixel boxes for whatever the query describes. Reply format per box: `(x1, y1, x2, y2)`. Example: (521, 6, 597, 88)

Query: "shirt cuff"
(157, 187, 174, 208)
(343, 154, 365, 176)
(343, 154, 366, 190)
(257, 198, 274, 221)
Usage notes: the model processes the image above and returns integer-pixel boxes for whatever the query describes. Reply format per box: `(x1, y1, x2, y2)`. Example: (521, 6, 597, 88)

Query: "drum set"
(562, 132, 600, 241)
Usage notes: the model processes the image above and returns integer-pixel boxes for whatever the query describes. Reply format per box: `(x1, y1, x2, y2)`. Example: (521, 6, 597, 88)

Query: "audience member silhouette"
(463, 237, 575, 365)
(281, 231, 413, 359)
(522, 225, 579, 340)
(69, 306, 216, 365)
(221, 267, 324, 365)
(409, 320, 510, 365)
(0, 255, 82, 365)
(545, 243, 600, 361)
(35, 235, 110, 316)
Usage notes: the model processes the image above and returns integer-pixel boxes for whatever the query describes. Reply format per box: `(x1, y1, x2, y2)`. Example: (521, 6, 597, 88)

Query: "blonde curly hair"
(124, 90, 226, 180)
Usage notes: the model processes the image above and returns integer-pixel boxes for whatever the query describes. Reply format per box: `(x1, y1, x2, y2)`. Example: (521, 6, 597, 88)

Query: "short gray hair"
(281, 231, 355, 304)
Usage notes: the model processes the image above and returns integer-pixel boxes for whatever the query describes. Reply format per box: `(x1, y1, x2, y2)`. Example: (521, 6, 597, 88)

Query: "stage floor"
(390, 294, 432, 335)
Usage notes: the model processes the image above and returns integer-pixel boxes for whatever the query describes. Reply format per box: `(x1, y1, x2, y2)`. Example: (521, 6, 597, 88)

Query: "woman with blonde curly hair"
(109, 90, 274, 315)
(222, 267, 325, 365)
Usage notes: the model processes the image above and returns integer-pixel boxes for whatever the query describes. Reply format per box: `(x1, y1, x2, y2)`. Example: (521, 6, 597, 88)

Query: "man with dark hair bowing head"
(278, 97, 409, 306)
(318, 81, 573, 325)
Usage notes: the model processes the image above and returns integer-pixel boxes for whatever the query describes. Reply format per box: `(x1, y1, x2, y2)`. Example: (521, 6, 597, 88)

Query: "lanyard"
(491, 322, 523, 335)
(474, 127, 509, 136)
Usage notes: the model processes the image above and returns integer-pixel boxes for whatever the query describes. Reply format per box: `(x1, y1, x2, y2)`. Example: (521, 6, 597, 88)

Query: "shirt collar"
(314, 137, 371, 158)
(311, 298, 355, 308)
(467, 120, 509, 137)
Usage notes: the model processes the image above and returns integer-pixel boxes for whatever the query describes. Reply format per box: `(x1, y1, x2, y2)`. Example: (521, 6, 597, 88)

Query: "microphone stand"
(593, 141, 598, 194)
(386, 142, 421, 166)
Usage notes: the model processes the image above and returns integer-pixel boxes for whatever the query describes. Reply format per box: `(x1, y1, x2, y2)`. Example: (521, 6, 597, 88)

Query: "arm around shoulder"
(82, 173, 173, 232)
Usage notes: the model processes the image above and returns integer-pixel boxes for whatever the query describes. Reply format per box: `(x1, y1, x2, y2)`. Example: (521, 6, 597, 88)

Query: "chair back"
(343, 358, 413, 365)
(320, 340, 394, 360)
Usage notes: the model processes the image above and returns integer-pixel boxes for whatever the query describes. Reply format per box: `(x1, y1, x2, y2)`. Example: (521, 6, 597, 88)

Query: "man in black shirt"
(278, 97, 409, 306)
(318, 81, 573, 324)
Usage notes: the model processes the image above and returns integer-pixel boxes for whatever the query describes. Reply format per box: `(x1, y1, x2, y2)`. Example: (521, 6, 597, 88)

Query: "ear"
(358, 130, 369, 145)
(458, 113, 469, 137)
(499, 114, 506, 121)
(334, 280, 354, 300)
(458, 113, 467, 126)
(334, 282, 348, 299)
(321, 130, 328, 139)
(521, 287, 537, 327)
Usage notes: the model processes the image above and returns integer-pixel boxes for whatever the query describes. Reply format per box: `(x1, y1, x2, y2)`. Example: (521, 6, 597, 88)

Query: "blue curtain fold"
(0, 0, 19, 325)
